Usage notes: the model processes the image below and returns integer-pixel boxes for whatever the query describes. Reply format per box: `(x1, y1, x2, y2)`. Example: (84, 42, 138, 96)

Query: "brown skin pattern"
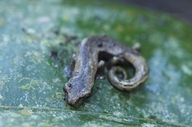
(64, 36, 148, 107)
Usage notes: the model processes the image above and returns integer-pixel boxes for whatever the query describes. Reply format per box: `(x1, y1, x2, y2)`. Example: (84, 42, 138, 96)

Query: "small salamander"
(64, 35, 148, 107)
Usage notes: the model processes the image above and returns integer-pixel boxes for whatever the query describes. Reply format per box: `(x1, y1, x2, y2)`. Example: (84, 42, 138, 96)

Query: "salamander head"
(63, 77, 91, 107)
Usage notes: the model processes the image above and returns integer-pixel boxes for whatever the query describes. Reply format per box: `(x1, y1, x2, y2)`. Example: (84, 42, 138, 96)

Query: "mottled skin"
(64, 36, 148, 107)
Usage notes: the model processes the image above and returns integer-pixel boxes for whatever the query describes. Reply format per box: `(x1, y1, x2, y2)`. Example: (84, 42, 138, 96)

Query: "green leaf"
(0, 0, 192, 126)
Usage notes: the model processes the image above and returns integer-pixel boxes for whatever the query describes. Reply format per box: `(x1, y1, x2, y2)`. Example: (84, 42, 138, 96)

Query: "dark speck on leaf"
(74, 41, 80, 46)
(50, 50, 58, 58)
(4, 107, 9, 110)
(21, 27, 26, 32)
(54, 30, 60, 35)
(64, 34, 78, 43)
(59, 42, 65, 46)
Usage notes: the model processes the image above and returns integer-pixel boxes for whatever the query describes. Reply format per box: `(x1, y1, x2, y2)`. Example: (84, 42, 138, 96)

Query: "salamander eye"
(97, 41, 102, 47)
(64, 82, 72, 93)
(67, 83, 72, 87)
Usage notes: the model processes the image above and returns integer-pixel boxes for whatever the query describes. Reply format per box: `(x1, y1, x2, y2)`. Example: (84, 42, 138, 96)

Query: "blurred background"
(116, 0, 192, 25)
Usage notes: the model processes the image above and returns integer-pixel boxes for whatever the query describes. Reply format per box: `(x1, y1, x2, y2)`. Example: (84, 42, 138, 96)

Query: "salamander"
(64, 35, 148, 107)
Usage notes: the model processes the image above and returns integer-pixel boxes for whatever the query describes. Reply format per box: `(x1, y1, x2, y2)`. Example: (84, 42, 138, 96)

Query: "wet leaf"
(0, 0, 192, 126)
